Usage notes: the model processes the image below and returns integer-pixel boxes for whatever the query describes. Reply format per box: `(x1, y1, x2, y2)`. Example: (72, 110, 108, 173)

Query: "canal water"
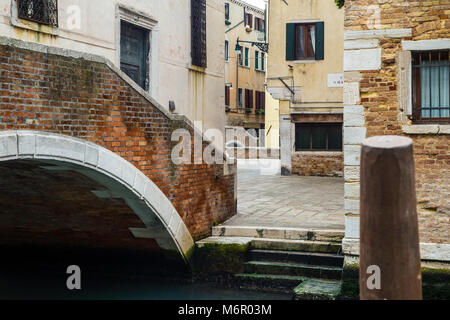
(0, 247, 292, 300)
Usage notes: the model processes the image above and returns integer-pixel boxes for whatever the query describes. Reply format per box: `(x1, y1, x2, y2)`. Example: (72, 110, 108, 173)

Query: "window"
(191, 0, 207, 68)
(17, 0, 58, 27)
(225, 40, 229, 61)
(255, 91, 265, 110)
(245, 89, 253, 109)
(225, 3, 230, 21)
(412, 50, 449, 122)
(295, 123, 342, 151)
(238, 46, 244, 66)
(255, 51, 259, 70)
(120, 21, 150, 90)
(238, 88, 243, 108)
(286, 22, 324, 61)
(261, 52, 265, 71)
(244, 47, 249, 67)
(255, 17, 264, 32)
(225, 85, 231, 106)
(245, 13, 253, 28)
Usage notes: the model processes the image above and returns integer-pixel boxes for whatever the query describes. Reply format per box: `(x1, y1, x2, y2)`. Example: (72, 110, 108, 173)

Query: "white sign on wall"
(328, 73, 344, 88)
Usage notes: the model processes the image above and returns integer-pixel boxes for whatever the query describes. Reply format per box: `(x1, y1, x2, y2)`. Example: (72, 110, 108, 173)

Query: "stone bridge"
(0, 37, 236, 264)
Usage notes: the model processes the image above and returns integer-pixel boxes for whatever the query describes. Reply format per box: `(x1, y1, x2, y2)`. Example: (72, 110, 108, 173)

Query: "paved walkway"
(223, 163, 345, 231)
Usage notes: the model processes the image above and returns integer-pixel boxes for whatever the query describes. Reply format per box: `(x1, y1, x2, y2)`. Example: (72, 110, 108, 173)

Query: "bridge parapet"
(0, 37, 236, 259)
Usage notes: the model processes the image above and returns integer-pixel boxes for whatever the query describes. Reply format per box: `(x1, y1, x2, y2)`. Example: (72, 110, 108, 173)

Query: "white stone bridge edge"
(0, 130, 194, 261)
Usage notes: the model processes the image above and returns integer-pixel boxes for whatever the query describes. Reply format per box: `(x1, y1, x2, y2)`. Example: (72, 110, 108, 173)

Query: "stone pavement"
(222, 166, 345, 231)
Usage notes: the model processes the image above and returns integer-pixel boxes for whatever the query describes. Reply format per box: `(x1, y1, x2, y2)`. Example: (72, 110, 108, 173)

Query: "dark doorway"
(120, 21, 149, 90)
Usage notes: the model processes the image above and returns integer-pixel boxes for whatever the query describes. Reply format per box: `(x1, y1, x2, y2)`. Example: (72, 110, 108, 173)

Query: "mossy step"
(250, 249, 344, 267)
(294, 278, 342, 300)
(234, 273, 307, 291)
(250, 239, 341, 254)
(243, 261, 343, 280)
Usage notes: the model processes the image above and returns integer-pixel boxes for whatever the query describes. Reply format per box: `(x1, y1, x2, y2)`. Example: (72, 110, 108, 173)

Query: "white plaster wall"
(0, 0, 225, 136)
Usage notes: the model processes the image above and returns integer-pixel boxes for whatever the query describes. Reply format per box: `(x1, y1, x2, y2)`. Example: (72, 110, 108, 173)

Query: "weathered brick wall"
(226, 147, 280, 159)
(0, 42, 236, 241)
(343, 0, 449, 245)
(292, 152, 343, 177)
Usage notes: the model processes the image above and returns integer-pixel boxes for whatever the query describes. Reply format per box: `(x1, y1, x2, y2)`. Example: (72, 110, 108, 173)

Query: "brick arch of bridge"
(0, 37, 237, 260)
(0, 130, 195, 261)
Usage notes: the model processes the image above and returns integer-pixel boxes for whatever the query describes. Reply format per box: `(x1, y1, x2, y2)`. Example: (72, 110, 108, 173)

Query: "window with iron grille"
(295, 123, 342, 151)
(412, 50, 449, 123)
(17, 0, 58, 27)
(191, 0, 207, 68)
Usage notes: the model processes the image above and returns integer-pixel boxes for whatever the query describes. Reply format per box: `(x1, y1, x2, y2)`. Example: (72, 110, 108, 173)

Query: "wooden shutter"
(247, 14, 253, 28)
(245, 89, 249, 108)
(250, 90, 254, 108)
(225, 86, 230, 106)
(257, 92, 260, 109)
(315, 22, 324, 60)
(286, 23, 295, 61)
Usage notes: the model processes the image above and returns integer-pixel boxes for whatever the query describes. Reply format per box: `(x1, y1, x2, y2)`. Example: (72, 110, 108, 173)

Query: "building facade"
(224, 0, 266, 135)
(341, 0, 450, 267)
(266, 0, 344, 176)
(0, 0, 226, 134)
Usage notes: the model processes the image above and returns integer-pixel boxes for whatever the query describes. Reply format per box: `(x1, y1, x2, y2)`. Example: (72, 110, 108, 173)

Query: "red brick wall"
(345, 0, 449, 243)
(292, 152, 343, 177)
(0, 43, 236, 240)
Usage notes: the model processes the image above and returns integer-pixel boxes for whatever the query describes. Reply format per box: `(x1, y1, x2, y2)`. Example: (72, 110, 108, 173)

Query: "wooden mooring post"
(360, 135, 422, 300)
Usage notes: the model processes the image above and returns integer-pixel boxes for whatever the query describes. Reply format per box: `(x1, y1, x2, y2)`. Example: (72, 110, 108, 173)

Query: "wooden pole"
(360, 135, 422, 300)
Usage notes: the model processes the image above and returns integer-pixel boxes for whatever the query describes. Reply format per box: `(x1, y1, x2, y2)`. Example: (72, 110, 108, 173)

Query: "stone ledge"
(344, 29, 412, 40)
(402, 125, 450, 135)
(342, 238, 450, 262)
(344, 39, 379, 50)
(402, 39, 450, 51)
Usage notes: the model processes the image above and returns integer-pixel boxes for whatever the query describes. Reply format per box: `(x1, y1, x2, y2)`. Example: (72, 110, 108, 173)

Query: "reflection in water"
(0, 247, 292, 300)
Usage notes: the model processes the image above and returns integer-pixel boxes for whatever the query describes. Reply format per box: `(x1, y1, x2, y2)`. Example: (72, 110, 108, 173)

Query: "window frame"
(295, 123, 343, 152)
(245, 13, 253, 28)
(225, 3, 230, 21)
(238, 88, 243, 108)
(16, 0, 59, 27)
(225, 85, 231, 106)
(411, 50, 450, 124)
(244, 47, 249, 67)
(261, 52, 265, 71)
(294, 23, 316, 60)
(225, 40, 229, 61)
(255, 50, 259, 70)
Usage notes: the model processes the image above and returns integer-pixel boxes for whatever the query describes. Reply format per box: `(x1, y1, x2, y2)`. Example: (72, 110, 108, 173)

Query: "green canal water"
(0, 247, 292, 300)
(0, 270, 292, 300)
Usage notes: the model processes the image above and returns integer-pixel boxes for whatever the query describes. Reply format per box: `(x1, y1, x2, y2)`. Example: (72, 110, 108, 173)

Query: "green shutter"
(315, 22, 324, 60)
(286, 23, 295, 61)
(255, 51, 259, 69)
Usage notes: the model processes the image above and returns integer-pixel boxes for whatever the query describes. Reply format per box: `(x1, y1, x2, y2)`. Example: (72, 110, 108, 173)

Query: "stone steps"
(294, 278, 342, 300)
(243, 261, 343, 280)
(250, 249, 344, 267)
(234, 273, 308, 293)
(250, 238, 342, 254)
